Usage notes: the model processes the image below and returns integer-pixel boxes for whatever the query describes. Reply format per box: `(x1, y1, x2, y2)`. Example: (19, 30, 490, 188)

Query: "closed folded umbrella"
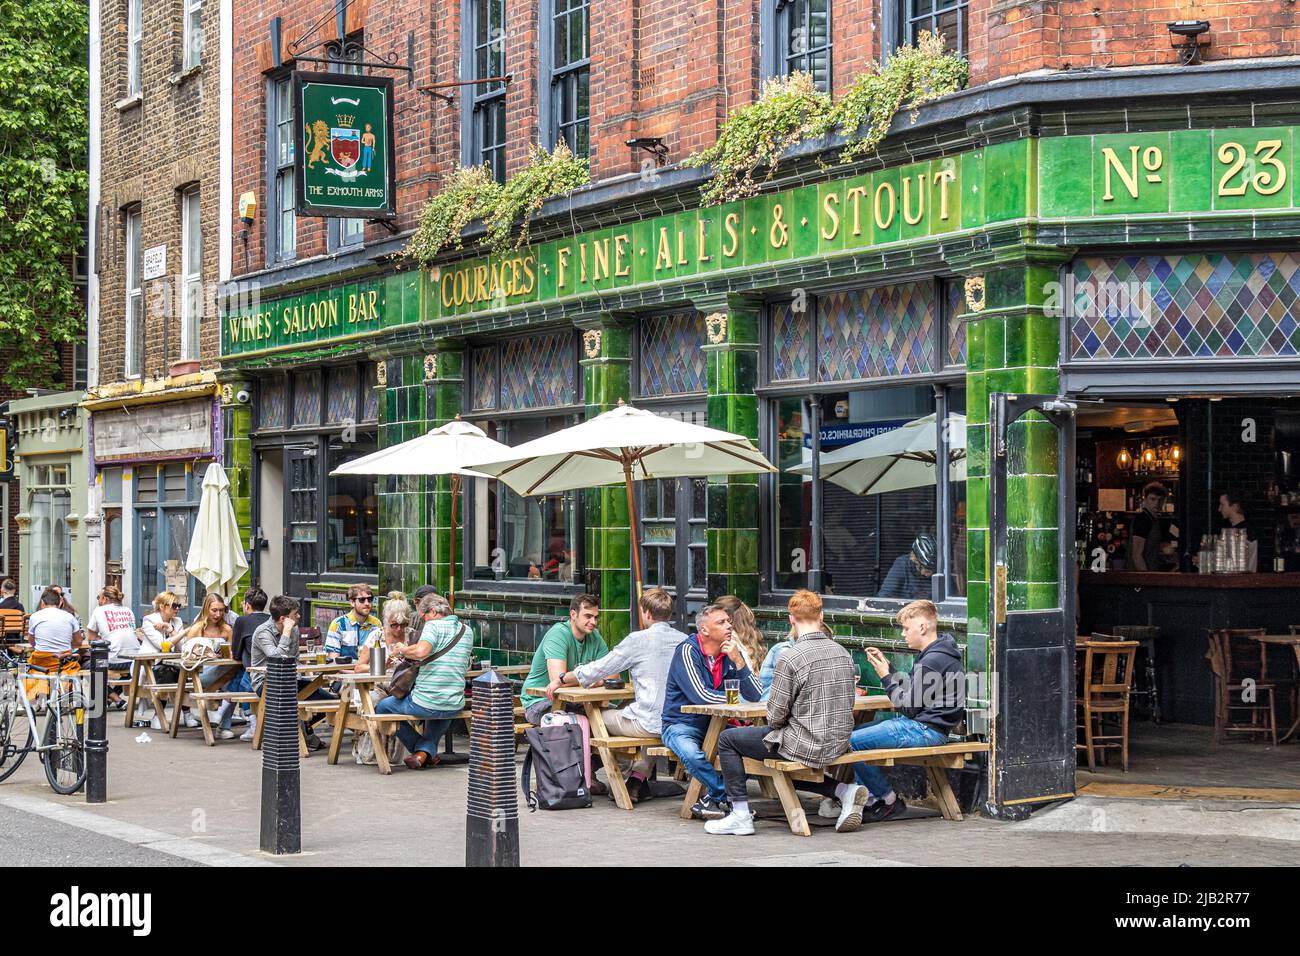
(185, 462, 250, 601)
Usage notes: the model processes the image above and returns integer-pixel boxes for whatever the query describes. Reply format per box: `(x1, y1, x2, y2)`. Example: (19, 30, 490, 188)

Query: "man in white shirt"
(26, 589, 83, 704)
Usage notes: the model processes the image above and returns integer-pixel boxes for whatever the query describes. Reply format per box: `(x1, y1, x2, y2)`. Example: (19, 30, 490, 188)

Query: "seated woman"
(86, 585, 138, 709)
(352, 599, 415, 764)
(185, 593, 234, 733)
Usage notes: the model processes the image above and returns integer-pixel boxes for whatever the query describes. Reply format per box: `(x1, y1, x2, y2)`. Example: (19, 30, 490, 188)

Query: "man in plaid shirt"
(706, 589, 866, 836)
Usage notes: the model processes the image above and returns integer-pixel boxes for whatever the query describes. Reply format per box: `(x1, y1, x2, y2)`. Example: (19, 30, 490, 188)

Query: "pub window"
(28, 464, 73, 594)
(183, 0, 203, 70)
(467, 331, 582, 584)
(269, 74, 296, 263)
(326, 437, 379, 575)
(127, 0, 143, 96)
(770, 0, 832, 93)
(464, 0, 507, 182)
(765, 285, 965, 604)
(638, 313, 707, 398)
(179, 186, 202, 360)
(893, 0, 969, 56)
(542, 0, 589, 158)
(124, 206, 143, 377)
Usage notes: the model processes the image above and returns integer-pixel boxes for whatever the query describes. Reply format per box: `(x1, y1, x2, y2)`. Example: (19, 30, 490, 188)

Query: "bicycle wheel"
(43, 692, 86, 795)
(0, 671, 33, 783)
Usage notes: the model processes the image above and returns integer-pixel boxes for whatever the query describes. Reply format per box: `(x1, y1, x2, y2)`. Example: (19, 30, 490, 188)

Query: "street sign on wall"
(293, 72, 396, 220)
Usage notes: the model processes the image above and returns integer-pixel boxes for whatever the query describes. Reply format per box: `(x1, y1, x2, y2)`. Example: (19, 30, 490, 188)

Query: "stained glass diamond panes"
(361, 361, 379, 422)
(259, 376, 287, 431)
(817, 282, 936, 382)
(499, 331, 576, 410)
(325, 365, 358, 424)
(639, 313, 706, 396)
(471, 347, 497, 411)
(293, 369, 322, 427)
(944, 278, 967, 367)
(1069, 253, 1300, 360)
(771, 302, 811, 382)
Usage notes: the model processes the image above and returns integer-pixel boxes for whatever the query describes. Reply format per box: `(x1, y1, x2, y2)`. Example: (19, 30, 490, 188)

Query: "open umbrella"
(329, 417, 510, 608)
(185, 462, 250, 601)
(467, 401, 776, 626)
(790, 413, 966, 496)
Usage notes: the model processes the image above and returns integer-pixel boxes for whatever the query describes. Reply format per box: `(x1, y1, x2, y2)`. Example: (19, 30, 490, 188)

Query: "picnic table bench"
(548, 685, 657, 811)
(326, 671, 474, 774)
(122, 651, 180, 730)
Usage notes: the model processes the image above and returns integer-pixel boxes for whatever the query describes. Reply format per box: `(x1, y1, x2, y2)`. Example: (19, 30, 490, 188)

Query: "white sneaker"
(219, 729, 236, 740)
(181, 711, 201, 728)
(239, 718, 257, 742)
(818, 797, 840, 819)
(704, 810, 755, 836)
(835, 784, 870, 833)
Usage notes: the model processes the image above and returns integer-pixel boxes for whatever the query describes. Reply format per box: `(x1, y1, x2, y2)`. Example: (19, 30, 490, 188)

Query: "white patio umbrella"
(329, 417, 510, 608)
(790, 413, 966, 496)
(467, 401, 776, 626)
(185, 462, 250, 601)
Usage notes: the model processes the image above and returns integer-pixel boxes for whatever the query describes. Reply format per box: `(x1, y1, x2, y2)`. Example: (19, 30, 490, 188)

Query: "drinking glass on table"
(724, 679, 740, 706)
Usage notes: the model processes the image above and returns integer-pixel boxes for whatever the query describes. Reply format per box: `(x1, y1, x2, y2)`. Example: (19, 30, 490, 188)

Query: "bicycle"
(0, 648, 89, 795)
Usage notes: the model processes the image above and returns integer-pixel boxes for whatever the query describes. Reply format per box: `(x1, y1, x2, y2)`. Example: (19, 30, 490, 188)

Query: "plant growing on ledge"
(687, 32, 966, 205)
(406, 142, 589, 263)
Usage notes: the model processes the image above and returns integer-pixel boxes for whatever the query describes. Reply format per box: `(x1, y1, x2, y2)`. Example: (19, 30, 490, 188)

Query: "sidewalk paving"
(1, 721, 1296, 866)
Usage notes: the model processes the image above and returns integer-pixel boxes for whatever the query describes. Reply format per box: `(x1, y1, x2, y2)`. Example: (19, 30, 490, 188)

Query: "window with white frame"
(127, 0, 143, 96)
(183, 0, 203, 69)
(773, 0, 832, 92)
(29, 464, 73, 594)
(125, 206, 143, 377)
(543, 0, 589, 158)
(180, 186, 202, 360)
(270, 75, 296, 262)
(464, 0, 507, 182)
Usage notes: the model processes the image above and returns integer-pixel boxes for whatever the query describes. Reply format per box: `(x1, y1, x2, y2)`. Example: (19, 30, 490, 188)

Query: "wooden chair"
(1230, 627, 1299, 720)
(1077, 640, 1139, 771)
(0, 608, 25, 644)
(1113, 625, 1162, 723)
(1206, 630, 1277, 744)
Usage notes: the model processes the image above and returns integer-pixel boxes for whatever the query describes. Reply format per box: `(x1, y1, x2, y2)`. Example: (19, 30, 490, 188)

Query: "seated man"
(520, 593, 609, 728)
(546, 587, 688, 802)
(251, 595, 333, 750)
(660, 604, 762, 821)
(850, 598, 964, 822)
(325, 584, 381, 662)
(0, 577, 24, 612)
(706, 590, 864, 836)
(376, 593, 474, 770)
(877, 533, 937, 600)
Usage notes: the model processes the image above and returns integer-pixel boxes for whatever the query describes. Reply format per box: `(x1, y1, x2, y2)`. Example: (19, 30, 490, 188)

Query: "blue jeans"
(201, 667, 253, 730)
(849, 715, 947, 797)
(662, 722, 726, 803)
(374, 695, 460, 759)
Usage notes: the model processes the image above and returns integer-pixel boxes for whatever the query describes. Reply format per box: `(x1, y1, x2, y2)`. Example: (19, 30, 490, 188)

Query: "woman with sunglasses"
(140, 592, 186, 653)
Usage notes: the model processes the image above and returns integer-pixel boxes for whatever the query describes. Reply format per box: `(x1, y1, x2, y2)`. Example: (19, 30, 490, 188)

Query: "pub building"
(221, 65, 1300, 814)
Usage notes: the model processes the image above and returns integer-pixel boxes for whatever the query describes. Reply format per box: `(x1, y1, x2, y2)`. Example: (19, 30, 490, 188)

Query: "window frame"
(124, 206, 143, 378)
(763, 0, 833, 93)
(757, 281, 967, 612)
(0, 483, 8, 577)
(461, 0, 508, 182)
(127, 0, 143, 96)
(179, 185, 202, 361)
(183, 0, 204, 70)
(889, 0, 969, 57)
(326, 38, 366, 251)
(267, 73, 297, 264)
(538, 0, 590, 158)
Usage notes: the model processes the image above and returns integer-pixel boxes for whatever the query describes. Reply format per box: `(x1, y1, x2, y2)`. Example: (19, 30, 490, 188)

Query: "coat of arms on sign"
(304, 96, 375, 181)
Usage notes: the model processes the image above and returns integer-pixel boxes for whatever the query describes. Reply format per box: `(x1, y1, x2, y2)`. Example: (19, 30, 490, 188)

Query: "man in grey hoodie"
(850, 599, 965, 822)
(250, 594, 333, 749)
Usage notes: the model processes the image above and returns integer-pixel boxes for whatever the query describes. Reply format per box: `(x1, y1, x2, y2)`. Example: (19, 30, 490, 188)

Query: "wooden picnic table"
(249, 660, 351, 753)
(1250, 634, 1300, 742)
(548, 685, 650, 810)
(676, 695, 893, 820)
(170, 657, 244, 743)
(467, 664, 530, 679)
(121, 651, 179, 729)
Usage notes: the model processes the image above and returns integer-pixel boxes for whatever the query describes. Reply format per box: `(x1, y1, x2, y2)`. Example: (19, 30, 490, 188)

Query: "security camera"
(235, 388, 251, 404)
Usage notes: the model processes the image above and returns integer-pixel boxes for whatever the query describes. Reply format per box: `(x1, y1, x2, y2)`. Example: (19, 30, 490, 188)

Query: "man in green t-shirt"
(521, 592, 608, 727)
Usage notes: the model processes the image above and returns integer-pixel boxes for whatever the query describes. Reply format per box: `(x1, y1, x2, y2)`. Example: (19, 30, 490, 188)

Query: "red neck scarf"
(696, 635, 725, 689)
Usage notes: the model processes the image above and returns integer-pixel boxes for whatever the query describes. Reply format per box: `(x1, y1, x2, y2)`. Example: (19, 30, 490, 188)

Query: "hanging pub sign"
(293, 72, 396, 220)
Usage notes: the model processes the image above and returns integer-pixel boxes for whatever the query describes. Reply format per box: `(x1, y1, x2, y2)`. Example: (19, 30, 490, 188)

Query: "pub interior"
(1073, 396, 1300, 789)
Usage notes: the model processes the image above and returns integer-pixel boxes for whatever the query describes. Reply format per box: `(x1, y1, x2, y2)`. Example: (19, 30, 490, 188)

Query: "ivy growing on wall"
(0, 0, 89, 390)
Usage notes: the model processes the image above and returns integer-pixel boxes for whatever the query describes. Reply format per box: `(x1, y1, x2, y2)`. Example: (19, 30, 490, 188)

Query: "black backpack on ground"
(520, 722, 592, 811)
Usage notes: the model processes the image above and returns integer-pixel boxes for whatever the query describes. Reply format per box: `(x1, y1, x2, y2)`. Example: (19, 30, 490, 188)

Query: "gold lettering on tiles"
(327, 298, 339, 326)
(473, 264, 489, 303)
(614, 234, 631, 275)
(846, 185, 869, 236)
(934, 166, 956, 221)
(874, 181, 896, 230)
(1101, 145, 1162, 201)
(520, 255, 536, 292)
(697, 218, 712, 263)
(592, 237, 610, 282)
(770, 203, 790, 248)
(821, 192, 841, 239)
(578, 242, 589, 283)
(676, 229, 688, 266)
(902, 173, 927, 225)
(1217, 140, 1287, 197)
(722, 212, 740, 258)
(655, 226, 674, 271)
(557, 246, 572, 288)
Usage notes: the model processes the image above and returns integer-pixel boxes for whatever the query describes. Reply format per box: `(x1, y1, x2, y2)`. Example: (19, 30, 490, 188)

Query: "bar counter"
(1078, 570, 1300, 725)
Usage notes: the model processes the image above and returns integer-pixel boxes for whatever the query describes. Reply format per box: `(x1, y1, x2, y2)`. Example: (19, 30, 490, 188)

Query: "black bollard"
(259, 655, 301, 854)
(465, 668, 519, 867)
(85, 639, 109, 804)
